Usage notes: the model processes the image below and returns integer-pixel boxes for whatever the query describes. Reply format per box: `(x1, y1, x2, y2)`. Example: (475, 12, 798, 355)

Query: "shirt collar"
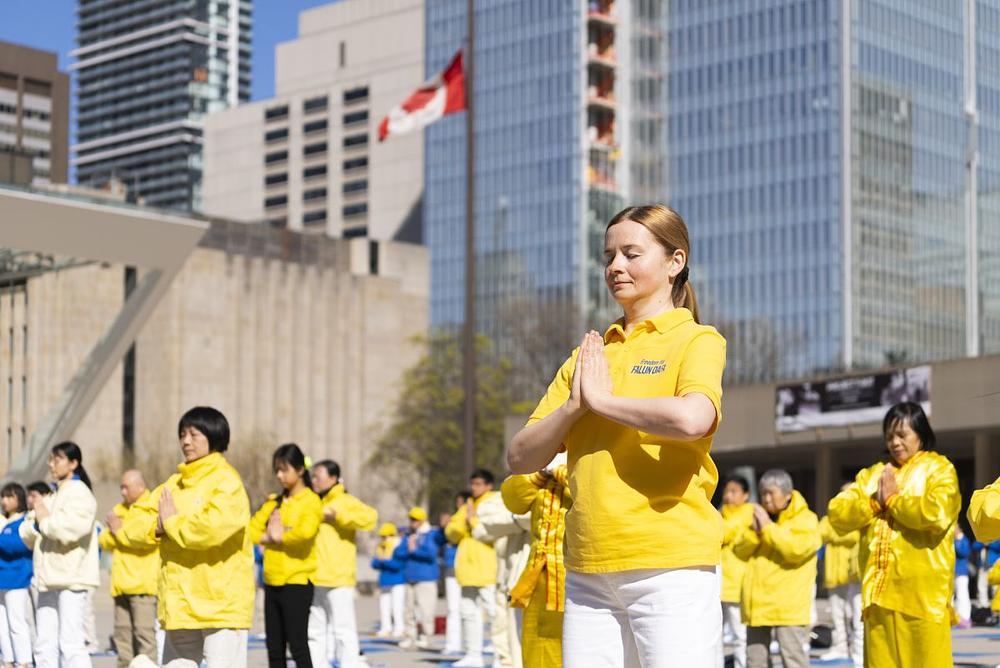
(603, 307, 694, 342)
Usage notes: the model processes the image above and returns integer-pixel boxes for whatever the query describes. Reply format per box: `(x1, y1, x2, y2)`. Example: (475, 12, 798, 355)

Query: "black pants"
(264, 583, 314, 668)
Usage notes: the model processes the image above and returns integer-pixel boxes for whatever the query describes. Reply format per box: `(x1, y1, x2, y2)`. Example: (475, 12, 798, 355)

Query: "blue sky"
(0, 0, 340, 101)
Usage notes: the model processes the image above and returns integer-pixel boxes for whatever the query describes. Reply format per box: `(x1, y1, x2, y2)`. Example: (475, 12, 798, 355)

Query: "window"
(304, 187, 327, 201)
(264, 172, 287, 186)
(265, 195, 287, 208)
(343, 179, 367, 194)
(304, 119, 328, 134)
(343, 110, 368, 125)
(343, 156, 368, 171)
(265, 128, 288, 143)
(343, 226, 368, 238)
(343, 134, 368, 149)
(368, 239, 379, 275)
(343, 203, 368, 217)
(304, 165, 327, 179)
(264, 150, 288, 164)
(266, 218, 286, 228)
(303, 210, 327, 225)
(343, 86, 369, 104)
(304, 142, 327, 156)
(304, 95, 328, 113)
(339, 41, 346, 68)
(265, 105, 288, 121)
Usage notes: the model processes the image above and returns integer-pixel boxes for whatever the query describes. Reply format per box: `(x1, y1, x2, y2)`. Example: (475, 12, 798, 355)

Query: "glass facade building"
(73, 0, 252, 212)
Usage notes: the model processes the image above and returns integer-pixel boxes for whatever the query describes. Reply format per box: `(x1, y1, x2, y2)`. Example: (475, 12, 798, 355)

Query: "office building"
(73, 0, 252, 211)
(202, 0, 424, 242)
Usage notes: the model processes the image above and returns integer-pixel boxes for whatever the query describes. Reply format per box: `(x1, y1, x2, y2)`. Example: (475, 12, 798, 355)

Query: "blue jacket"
(371, 549, 405, 588)
(434, 527, 458, 569)
(395, 528, 441, 584)
(0, 516, 32, 590)
(956, 535, 971, 577)
(973, 539, 1000, 568)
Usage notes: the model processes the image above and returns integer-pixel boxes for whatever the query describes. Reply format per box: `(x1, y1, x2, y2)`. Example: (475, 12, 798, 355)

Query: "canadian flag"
(378, 50, 466, 142)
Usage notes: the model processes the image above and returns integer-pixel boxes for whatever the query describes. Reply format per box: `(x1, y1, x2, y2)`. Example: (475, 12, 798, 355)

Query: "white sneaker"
(451, 656, 485, 668)
(398, 637, 416, 650)
(415, 635, 431, 649)
(819, 650, 849, 660)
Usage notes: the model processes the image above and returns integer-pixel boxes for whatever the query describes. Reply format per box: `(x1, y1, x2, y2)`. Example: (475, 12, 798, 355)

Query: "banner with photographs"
(775, 366, 931, 433)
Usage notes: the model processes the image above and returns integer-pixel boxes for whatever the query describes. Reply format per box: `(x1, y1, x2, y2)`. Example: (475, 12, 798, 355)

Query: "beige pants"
(747, 625, 809, 668)
(113, 595, 157, 668)
(405, 581, 437, 639)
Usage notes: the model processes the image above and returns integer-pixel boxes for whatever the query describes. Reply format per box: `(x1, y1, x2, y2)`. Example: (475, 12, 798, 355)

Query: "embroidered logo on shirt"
(631, 359, 667, 375)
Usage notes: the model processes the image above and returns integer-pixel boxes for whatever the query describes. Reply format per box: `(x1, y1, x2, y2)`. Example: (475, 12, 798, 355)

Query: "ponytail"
(51, 441, 93, 490)
(272, 443, 311, 498)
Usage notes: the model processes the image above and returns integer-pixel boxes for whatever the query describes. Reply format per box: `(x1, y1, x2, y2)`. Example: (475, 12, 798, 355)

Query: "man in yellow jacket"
(818, 489, 862, 667)
(720, 474, 754, 668)
(970, 475, 1000, 542)
(100, 469, 160, 668)
(734, 469, 820, 668)
(445, 468, 499, 668)
(308, 459, 378, 668)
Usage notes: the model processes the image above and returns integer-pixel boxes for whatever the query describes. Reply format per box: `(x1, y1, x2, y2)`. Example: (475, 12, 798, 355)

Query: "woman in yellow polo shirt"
(508, 204, 727, 666)
(827, 402, 960, 668)
(249, 443, 322, 668)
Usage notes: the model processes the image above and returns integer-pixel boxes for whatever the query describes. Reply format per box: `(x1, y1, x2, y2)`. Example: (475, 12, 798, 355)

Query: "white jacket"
(20, 479, 99, 591)
(471, 492, 531, 593)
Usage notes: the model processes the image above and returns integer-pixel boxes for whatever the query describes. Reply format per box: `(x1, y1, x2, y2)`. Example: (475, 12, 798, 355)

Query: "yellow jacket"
(501, 467, 572, 611)
(988, 561, 1000, 611)
(249, 488, 322, 586)
(314, 484, 377, 587)
(123, 452, 255, 630)
(721, 503, 754, 603)
(734, 491, 821, 627)
(969, 475, 1000, 542)
(828, 450, 960, 622)
(446, 491, 499, 587)
(819, 516, 860, 589)
(98, 492, 159, 597)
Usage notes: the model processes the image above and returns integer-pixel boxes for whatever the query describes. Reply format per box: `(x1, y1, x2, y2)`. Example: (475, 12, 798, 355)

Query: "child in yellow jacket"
(249, 444, 321, 668)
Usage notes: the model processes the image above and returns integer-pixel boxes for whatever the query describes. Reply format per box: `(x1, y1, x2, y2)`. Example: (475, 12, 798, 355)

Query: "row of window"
(263, 135, 369, 165)
(264, 115, 369, 145)
(267, 210, 369, 229)
(264, 87, 370, 122)
(263, 158, 368, 187)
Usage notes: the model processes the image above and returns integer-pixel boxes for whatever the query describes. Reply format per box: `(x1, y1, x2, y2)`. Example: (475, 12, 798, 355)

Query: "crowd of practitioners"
(5, 204, 1000, 668)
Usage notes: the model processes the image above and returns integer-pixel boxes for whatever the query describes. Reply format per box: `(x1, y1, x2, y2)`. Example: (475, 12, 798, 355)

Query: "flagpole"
(462, 0, 477, 477)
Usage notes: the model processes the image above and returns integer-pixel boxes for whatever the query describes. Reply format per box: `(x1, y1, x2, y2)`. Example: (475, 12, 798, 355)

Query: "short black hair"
(456, 490, 472, 504)
(0, 483, 26, 513)
(723, 475, 750, 494)
(178, 406, 230, 453)
(314, 459, 341, 479)
(469, 468, 495, 485)
(26, 481, 52, 496)
(882, 401, 935, 451)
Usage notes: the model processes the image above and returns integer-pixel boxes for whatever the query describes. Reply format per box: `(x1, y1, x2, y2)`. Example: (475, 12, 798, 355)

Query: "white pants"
(163, 628, 248, 668)
(309, 585, 361, 668)
(563, 567, 723, 668)
(0, 588, 32, 665)
(460, 585, 496, 661)
(828, 582, 862, 664)
(722, 602, 746, 668)
(492, 588, 522, 668)
(378, 585, 405, 636)
(35, 589, 92, 668)
(977, 562, 994, 607)
(444, 572, 462, 653)
(955, 574, 972, 621)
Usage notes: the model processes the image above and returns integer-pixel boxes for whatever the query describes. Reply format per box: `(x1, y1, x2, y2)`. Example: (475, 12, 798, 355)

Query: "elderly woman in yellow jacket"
(969, 476, 1000, 543)
(733, 469, 820, 668)
(828, 402, 960, 668)
(123, 406, 255, 668)
(818, 508, 862, 666)
(501, 456, 572, 668)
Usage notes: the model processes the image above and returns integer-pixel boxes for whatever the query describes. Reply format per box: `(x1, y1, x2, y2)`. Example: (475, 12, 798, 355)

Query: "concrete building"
(72, 0, 252, 211)
(0, 41, 70, 184)
(203, 0, 424, 243)
(0, 182, 428, 519)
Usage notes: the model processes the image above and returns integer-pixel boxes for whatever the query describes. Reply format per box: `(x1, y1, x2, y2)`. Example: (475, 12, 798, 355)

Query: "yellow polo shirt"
(528, 307, 726, 573)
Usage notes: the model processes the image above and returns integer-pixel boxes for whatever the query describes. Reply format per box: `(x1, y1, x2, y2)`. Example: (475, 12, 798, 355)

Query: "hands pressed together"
(751, 504, 772, 532)
(877, 465, 899, 507)
(261, 508, 285, 545)
(568, 330, 614, 416)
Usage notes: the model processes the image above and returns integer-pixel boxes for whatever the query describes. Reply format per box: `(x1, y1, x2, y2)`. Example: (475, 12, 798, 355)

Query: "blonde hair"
(606, 204, 699, 323)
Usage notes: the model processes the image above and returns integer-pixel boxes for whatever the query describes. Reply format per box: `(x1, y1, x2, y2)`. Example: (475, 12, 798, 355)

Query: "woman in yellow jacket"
(508, 205, 727, 667)
(501, 456, 572, 668)
(818, 505, 862, 666)
(733, 469, 820, 668)
(969, 476, 1000, 543)
(249, 443, 322, 668)
(828, 402, 960, 668)
(720, 474, 754, 668)
(123, 406, 255, 668)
